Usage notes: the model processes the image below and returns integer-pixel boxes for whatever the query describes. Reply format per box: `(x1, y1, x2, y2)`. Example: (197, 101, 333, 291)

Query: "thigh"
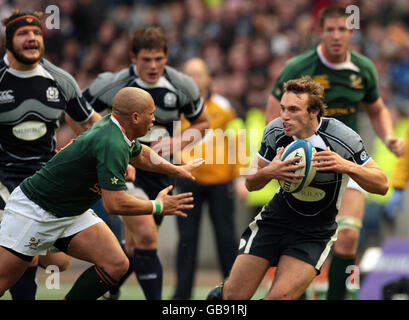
(0, 246, 31, 292)
(266, 255, 316, 300)
(338, 187, 366, 220)
(66, 222, 124, 266)
(224, 253, 270, 300)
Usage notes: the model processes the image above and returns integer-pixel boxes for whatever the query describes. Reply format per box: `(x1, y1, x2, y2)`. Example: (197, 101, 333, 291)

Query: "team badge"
(46, 87, 60, 102)
(163, 92, 177, 108)
(360, 150, 367, 161)
(350, 74, 363, 89)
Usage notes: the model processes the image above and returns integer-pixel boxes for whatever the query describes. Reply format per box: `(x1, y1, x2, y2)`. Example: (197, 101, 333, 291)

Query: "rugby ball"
(278, 139, 316, 193)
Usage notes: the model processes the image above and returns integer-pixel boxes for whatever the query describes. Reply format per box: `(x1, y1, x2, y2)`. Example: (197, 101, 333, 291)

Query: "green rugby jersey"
(20, 114, 142, 217)
(272, 44, 379, 132)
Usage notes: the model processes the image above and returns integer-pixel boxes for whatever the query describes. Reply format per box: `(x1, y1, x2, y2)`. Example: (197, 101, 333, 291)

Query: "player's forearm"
(245, 167, 274, 191)
(346, 162, 388, 195)
(130, 144, 179, 176)
(102, 190, 154, 216)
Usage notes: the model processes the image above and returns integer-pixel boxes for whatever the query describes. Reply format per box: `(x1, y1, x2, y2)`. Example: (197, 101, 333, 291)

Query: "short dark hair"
(131, 27, 168, 56)
(283, 76, 326, 119)
(318, 4, 348, 28)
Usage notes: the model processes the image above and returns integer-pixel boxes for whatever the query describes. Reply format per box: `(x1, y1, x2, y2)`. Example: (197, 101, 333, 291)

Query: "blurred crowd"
(1, 0, 409, 119)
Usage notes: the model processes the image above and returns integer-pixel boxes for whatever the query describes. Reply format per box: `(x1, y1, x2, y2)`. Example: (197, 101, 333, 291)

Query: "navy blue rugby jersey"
(83, 64, 204, 141)
(0, 55, 94, 176)
(258, 117, 371, 224)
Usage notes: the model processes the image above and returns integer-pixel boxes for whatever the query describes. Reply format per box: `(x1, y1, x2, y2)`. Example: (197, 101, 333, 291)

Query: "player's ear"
(130, 52, 137, 64)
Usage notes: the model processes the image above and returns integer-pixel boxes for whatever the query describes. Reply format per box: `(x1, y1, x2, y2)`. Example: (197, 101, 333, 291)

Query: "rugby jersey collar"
(3, 54, 53, 79)
(110, 114, 134, 147)
(317, 44, 360, 72)
(292, 117, 323, 140)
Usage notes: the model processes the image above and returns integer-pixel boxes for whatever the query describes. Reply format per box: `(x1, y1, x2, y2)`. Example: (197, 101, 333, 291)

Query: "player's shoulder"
(164, 65, 199, 98)
(263, 117, 284, 138)
(282, 47, 318, 73)
(350, 49, 377, 74)
(40, 58, 78, 85)
(92, 66, 132, 86)
(320, 117, 362, 147)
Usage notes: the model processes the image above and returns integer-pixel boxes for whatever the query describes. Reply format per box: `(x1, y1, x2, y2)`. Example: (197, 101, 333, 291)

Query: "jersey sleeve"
(362, 59, 380, 104)
(83, 71, 125, 113)
(57, 71, 94, 123)
(257, 120, 281, 162)
(93, 132, 129, 191)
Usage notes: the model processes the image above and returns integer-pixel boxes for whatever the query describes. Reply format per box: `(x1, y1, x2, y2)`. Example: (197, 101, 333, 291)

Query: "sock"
(133, 248, 162, 300)
(298, 292, 307, 300)
(326, 255, 355, 300)
(9, 266, 38, 300)
(65, 265, 118, 300)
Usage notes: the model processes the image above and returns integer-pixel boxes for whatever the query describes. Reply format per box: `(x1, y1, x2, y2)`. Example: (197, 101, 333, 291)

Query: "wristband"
(151, 200, 163, 215)
(384, 136, 392, 144)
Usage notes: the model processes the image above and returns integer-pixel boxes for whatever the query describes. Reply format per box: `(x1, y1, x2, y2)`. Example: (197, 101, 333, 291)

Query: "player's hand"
(177, 158, 204, 181)
(125, 164, 136, 182)
(151, 136, 182, 157)
(156, 185, 194, 218)
(271, 146, 305, 184)
(312, 146, 349, 173)
(384, 189, 404, 219)
(385, 136, 405, 157)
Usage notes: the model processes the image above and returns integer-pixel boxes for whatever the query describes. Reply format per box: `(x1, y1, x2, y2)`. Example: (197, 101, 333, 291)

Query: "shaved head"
(112, 87, 154, 116)
(183, 57, 210, 94)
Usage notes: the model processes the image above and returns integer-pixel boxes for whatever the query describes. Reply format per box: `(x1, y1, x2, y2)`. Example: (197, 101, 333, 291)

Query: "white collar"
(316, 45, 360, 72)
(110, 114, 133, 147)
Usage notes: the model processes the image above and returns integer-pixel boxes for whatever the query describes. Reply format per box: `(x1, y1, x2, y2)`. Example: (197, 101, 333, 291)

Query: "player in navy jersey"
(77, 27, 210, 299)
(207, 76, 388, 300)
(0, 10, 101, 300)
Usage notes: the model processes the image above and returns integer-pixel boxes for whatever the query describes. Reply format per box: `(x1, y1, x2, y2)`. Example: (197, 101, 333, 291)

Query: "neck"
(298, 119, 319, 139)
(6, 51, 39, 70)
(321, 43, 347, 64)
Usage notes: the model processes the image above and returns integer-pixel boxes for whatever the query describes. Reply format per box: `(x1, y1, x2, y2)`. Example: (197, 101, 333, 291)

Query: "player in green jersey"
(0, 87, 202, 300)
(265, 5, 405, 300)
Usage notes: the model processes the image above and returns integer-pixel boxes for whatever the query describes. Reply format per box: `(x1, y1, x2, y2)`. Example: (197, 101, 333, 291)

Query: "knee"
(129, 225, 157, 250)
(103, 255, 129, 280)
(335, 229, 360, 256)
(223, 279, 251, 300)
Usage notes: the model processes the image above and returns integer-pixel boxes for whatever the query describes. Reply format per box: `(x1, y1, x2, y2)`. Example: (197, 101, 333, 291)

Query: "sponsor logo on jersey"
(350, 74, 363, 89)
(89, 183, 102, 195)
(46, 86, 60, 102)
(163, 92, 177, 108)
(292, 186, 326, 202)
(12, 121, 47, 141)
(0, 90, 15, 104)
(313, 75, 330, 89)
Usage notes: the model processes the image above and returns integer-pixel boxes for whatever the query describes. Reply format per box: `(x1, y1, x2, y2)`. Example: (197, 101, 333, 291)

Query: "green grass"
(0, 283, 268, 300)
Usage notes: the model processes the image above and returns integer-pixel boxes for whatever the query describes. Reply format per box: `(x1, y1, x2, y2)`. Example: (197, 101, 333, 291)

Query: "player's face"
(133, 49, 168, 84)
(136, 102, 156, 137)
(321, 17, 353, 63)
(280, 91, 318, 139)
(11, 25, 44, 65)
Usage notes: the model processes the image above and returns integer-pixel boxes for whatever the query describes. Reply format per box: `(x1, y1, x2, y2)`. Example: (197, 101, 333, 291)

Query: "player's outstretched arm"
(101, 187, 193, 218)
(130, 144, 203, 180)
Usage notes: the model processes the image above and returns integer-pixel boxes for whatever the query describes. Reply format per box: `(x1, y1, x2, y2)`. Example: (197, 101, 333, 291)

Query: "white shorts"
(346, 177, 367, 196)
(0, 186, 103, 257)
